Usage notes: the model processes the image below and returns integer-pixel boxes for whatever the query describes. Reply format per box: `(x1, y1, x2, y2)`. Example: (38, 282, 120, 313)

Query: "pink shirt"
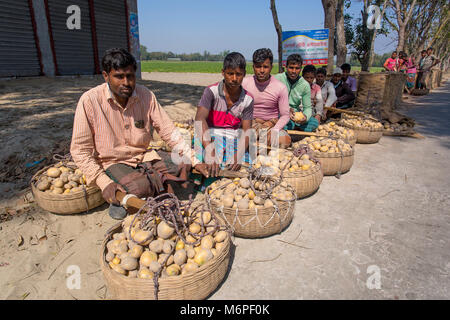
(385, 58, 398, 71)
(242, 75, 290, 130)
(345, 76, 357, 92)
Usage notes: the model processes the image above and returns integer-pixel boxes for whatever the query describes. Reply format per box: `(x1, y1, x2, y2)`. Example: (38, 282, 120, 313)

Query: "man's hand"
(207, 160, 221, 177)
(102, 182, 126, 205)
(289, 108, 296, 121)
(314, 114, 322, 123)
(194, 163, 209, 178)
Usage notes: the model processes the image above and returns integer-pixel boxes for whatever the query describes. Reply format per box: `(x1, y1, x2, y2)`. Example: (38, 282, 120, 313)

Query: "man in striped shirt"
(70, 48, 207, 219)
(195, 52, 254, 177)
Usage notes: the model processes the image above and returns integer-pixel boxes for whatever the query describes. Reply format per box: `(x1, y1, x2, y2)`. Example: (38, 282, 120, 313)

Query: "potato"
(189, 223, 201, 234)
(186, 247, 196, 259)
(264, 199, 273, 208)
(47, 167, 61, 178)
(139, 251, 157, 267)
(237, 198, 249, 210)
(175, 240, 185, 250)
(193, 248, 214, 266)
(149, 239, 164, 253)
(105, 251, 115, 263)
(53, 179, 64, 188)
(138, 267, 153, 279)
(149, 261, 161, 273)
(120, 256, 138, 271)
(174, 249, 187, 266)
(128, 270, 138, 278)
(157, 221, 174, 239)
(110, 263, 126, 275)
(214, 231, 227, 243)
(223, 195, 234, 208)
(163, 240, 175, 254)
(53, 187, 64, 195)
(166, 264, 181, 276)
(129, 244, 143, 258)
(133, 230, 152, 245)
(37, 181, 50, 191)
(183, 262, 199, 274)
(239, 178, 250, 189)
(200, 235, 214, 250)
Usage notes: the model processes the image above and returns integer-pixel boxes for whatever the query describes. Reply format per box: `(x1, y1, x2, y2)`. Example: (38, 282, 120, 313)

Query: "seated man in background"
(274, 54, 316, 132)
(341, 63, 357, 95)
(242, 48, 291, 148)
(71, 48, 207, 220)
(194, 52, 254, 178)
(315, 67, 337, 121)
(330, 67, 355, 109)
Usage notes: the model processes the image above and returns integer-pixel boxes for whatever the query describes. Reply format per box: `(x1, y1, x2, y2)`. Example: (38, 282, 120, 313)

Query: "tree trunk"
(322, 0, 337, 74)
(335, 0, 347, 66)
(396, 25, 405, 52)
(270, 0, 283, 73)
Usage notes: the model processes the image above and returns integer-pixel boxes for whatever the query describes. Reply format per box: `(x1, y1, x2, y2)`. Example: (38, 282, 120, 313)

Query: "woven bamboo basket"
(314, 149, 354, 176)
(339, 123, 383, 144)
(101, 222, 231, 300)
(282, 162, 323, 199)
(31, 166, 105, 214)
(206, 186, 296, 238)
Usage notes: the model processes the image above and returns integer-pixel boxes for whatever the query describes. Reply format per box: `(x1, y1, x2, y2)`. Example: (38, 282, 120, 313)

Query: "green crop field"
(141, 60, 384, 74)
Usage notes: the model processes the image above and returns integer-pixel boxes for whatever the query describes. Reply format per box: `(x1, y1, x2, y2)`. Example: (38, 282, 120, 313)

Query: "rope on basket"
(126, 193, 230, 300)
(206, 165, 296, 235)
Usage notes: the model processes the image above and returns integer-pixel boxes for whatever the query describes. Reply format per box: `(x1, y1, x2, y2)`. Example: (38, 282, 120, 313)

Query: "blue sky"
(137, 0, 397, 60)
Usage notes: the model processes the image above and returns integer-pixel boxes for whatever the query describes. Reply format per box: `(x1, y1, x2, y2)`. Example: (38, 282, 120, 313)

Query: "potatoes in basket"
(35, 162, 88, 194)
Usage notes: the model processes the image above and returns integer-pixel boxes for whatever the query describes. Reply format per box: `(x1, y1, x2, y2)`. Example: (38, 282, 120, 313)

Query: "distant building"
(0, 0, 141, 77)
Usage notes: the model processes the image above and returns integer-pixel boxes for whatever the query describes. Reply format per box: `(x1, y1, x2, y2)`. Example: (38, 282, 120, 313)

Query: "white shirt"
(317, 80, 337, 108)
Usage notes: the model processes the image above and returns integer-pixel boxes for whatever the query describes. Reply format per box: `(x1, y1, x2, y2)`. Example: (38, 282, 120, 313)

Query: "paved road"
(210, 79, 450, 299)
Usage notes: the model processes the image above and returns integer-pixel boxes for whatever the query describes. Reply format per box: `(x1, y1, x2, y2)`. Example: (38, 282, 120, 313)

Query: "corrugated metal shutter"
(94, 0, 129, 62)
(0, 0, 41, 77)
(47, 0, 95, 75)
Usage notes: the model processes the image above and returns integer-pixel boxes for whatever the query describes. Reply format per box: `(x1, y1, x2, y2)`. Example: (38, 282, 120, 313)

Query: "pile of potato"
(340, 117, 383, 130)
(149, 123, 193, 152)
(35, 163, 87, 195)
(106, 211, 228, 278)
(316, 122, 355, 141)
(253, 149, 317, 174)
(293, 136, 352, 154)
(209, 176, 294, 210)
(383, 121, 412, 133)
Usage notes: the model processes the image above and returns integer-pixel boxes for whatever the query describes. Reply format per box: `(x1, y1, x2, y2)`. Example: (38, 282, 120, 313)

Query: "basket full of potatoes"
(31, 163, 104, 214)
(253, 149, 323, 199)
(206, 173, 296, 238)
(101, 196, 231, 300)
(339, 115, 383, 144)
(292, 136, 354, 176)
(316, 122, 357, 146)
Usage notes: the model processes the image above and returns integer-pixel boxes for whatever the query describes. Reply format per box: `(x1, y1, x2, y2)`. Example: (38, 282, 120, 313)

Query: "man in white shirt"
(315, 67, 337, 120)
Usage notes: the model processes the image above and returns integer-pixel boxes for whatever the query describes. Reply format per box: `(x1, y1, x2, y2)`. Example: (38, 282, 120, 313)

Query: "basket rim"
(281, 161, 322, 178)
(313, 148, 354, 158)
(339, 121, 384, 132)
(101, 222, 231, 284)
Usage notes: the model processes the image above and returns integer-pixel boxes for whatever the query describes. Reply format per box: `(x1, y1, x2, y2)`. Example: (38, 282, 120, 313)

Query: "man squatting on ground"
(341, 63, 357, 95)
(194, 52, 254, 178)
(242, 48, 291, 148)
(330, 67, 355, 109)
(70, 48, 208, 220)
(315, 67, 337, 120)
(275, 54, 318, 132)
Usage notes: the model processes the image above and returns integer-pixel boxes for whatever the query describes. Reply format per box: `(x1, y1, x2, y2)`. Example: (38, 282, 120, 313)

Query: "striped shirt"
(70, 82, 194, 191)
(199, 80, 253, 131)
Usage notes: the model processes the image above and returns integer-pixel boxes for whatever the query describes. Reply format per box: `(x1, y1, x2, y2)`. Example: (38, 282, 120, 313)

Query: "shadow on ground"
(403, 79, 450, 149)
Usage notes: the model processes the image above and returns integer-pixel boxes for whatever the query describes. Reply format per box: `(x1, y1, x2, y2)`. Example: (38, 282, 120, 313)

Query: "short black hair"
(286, 54, 303, 67)
(421, 50, 427, 53)
(341, 63, 351, 72)
(223, 52, 246, 71)
(102, 48, 137, 73)
(253, 48, 273, 64)
(427, 47, 433, 51)
(317, 67, 327, 76)
(302, 64, 316, 76)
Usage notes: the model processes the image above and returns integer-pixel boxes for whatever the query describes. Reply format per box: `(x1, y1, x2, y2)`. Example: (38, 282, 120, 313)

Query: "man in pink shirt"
(242, 48, 291, 148)
(341, 63, 357, 94)
(70, 48, 207, 219)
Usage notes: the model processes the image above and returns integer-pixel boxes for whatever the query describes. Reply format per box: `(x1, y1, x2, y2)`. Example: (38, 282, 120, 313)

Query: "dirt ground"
(0, 72, 449, 300)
